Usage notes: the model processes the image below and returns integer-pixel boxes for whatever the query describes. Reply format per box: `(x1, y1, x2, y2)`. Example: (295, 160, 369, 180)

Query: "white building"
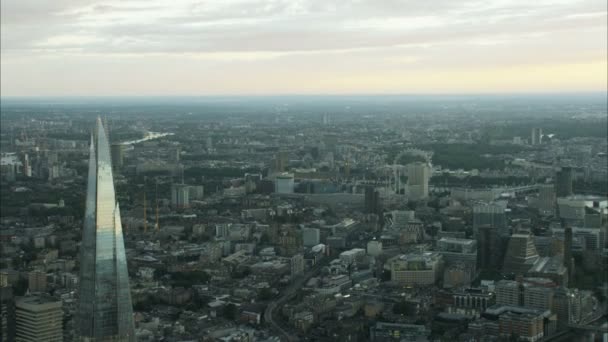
(15, 295, 63, 342)
(367, 240, 383, 257)
(407, 162, 430, 200)
(339, 248, 366, 265)
(302, 228, 321, 247)
(388, 252, 444, 286)
(275, 173, 295, 194)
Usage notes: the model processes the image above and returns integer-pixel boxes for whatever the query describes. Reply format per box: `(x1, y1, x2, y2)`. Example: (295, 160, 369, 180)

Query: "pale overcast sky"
(1, 0, 606, 96)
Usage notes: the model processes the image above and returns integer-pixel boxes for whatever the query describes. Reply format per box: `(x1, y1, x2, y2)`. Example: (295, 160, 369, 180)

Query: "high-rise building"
(502, 233, 540, 275)
(15, 295, 63, 342)
(473, 201, 508, 236)
(206, 136, 213, 153)
(531, 127, 543, 145)
(291, 254, 304, 277)
(477, 225, 502, 271)
(407, 162, 430, 200)
(563, 226, 572, 281)
(189, 185, 205, 200)
(367, 240, 383, 257)
(76, 119, 135, 341)
(0, 287, 15, 342)
(364, 186, 381, 215)
(275, 173, 294, 194)
(537, 184, 556, 216)
(302, 228, 320, 247)
(555, 167, 573, 197)
(274, 151, 289, 172)
(171, 184, 190, 208)
(110, 143, 124, 171)
(27, 271, 47, 293)
(23, 153, 32, 177)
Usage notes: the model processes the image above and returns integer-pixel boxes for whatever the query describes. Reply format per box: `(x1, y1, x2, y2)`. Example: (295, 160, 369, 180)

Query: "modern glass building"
(76, 118, 135, 341)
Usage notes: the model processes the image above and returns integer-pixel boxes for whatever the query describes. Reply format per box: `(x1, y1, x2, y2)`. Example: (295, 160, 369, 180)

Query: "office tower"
(275, 173, 294, 194)
(390, 210, 422, 244)
(173, 147, 181, 162)
(436, 237, 478, 274)
(171, 184, 190, 208)
(555, 167, 573, 197)
(189, 185, 205, 200)
(28, 270, 47, 293)
(23, 153, 32, 177)
(563, 227, 572, 281)
(502, 233, 540, 275)
(291, 254, 304, 277)
(407, 162, 430, 200)
(15, 295, 63, 342)
(477, 225, 500, 271)
(552, 288, 571, 328)
(206, 136, 213, 153)
(531, 127, 543, 145)
(537, 184, 556, 216)
(367, 240, 383, 257)
(364, 186, 381, 215)
(473, 201, 508, 236)
(302, 228, 321, 247)
(274, 151, 289, 172)
(1, 287, 15, 342)
(110, 143, 124, 171)
(323, 113, 330, 125)
(76, 119, 135, 341)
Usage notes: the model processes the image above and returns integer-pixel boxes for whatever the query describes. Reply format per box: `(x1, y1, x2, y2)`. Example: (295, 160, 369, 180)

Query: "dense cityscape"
(0, 95, 606, 341)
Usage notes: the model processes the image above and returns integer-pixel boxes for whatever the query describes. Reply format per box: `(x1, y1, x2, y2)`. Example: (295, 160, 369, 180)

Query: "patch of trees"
(168, 270, 210, 288)
(184, 167, 261, 179)
(431, 174, 532, 187)
(422, 143, 524, 171)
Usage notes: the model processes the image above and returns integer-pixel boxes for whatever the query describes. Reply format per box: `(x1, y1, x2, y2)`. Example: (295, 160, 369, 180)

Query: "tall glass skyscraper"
(76, 119, 135, 341)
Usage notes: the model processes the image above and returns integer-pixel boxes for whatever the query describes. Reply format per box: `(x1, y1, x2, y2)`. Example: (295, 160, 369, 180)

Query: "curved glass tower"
(76, 118, 135, 341)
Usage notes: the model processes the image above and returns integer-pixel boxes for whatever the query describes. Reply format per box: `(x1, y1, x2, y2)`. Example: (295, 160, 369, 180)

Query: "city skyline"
(0, 1, 607, 341)
(1, 0, 606, 96)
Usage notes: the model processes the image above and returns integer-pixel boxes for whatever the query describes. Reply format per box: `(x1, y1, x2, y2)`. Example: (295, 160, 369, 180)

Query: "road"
(264, 223, 370, 341)
(264, 258, 331, 342)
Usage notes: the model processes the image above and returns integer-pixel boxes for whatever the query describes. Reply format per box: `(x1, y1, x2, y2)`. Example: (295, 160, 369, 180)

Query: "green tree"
(258, 287, 273, 301)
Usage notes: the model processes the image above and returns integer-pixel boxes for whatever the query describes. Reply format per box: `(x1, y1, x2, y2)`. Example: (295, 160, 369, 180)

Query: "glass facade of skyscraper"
(76, 119, 135, 341)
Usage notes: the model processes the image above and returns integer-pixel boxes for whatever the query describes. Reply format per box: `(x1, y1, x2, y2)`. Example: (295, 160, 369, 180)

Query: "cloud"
(1, 0, 605, 54)
(0, 0, 606, 95)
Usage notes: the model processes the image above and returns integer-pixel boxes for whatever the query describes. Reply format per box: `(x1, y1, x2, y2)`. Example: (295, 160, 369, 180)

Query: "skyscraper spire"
(76, 118, 135, 341)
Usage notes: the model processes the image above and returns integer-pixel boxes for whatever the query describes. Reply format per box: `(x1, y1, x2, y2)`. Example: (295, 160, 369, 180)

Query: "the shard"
(76, 118, 135, 341)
